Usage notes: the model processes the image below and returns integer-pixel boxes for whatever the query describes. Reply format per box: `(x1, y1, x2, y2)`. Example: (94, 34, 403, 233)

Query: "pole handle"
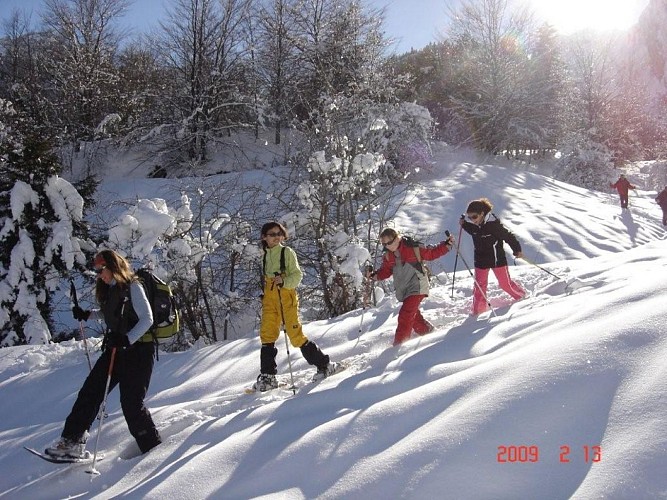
(107, 347, 117, 376)
(69, 278, 79, 308)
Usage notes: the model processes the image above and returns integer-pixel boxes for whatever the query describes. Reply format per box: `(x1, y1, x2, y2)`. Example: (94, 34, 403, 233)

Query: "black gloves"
(72, 306, 91, 322)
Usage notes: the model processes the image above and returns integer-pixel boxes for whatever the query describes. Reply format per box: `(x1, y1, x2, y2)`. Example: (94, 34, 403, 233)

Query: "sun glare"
(526, 0, 648, 34)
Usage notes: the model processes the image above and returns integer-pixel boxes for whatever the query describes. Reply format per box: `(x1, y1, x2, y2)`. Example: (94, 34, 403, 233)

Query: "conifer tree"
(0, 99, 87, 345)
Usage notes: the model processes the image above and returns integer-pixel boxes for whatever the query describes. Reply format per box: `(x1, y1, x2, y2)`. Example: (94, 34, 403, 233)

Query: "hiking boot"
(253, 373, 278, 392)
(45, 432, 89, 458)
(312, 362, 342, 382)
(414, 321, 435, 338)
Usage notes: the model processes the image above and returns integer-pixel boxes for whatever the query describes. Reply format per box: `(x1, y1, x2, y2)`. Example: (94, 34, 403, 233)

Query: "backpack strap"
(399, 236, 424, 264)
(413, 246, 431, 278)
(262, 246, 287, 281)
(136, 270, 161, 359)
(280, 246, 286, 274)
(413, 246, 423, 264)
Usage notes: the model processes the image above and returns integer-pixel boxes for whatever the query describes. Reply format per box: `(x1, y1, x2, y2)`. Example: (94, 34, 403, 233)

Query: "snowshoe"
(312, 362, 344, 382)
(252, 373, 279, 392)
(44, 432, 88, 459)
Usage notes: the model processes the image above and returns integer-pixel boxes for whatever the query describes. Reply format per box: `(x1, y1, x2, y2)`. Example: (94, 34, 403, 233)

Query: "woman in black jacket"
(459, 198, 526, 315)
(45, 250, 161, 458)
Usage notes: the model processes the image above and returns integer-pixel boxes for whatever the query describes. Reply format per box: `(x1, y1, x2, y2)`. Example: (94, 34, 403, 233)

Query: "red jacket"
(375, 238, 450, 301)
(610, 177, 635, 195)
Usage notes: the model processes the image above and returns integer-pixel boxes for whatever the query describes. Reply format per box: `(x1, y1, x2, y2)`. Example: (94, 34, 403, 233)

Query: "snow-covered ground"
(1, 148, 666, 499)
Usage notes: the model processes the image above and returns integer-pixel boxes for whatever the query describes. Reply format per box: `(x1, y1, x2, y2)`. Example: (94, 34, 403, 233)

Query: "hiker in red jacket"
(655, 186, 667, 225)
(367, 229, 454, 346)
(610, 174, 635, 209)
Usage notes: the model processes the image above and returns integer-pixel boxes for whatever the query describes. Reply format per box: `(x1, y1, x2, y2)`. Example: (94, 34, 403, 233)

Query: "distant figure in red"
(609, 174, 635, 209)
(655, 186, 667, 226)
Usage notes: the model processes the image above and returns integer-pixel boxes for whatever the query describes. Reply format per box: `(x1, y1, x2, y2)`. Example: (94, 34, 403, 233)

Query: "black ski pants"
(62, 342, 161, 453)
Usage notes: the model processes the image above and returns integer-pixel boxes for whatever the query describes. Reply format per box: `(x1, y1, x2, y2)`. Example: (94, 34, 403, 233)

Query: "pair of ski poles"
(71, 278, 109, 418)
(450, 217, 562, 302)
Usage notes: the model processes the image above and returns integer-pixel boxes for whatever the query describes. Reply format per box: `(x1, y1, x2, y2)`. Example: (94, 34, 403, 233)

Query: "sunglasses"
(382, 236, 397, 248)
(467, 213, 482, 220)
(265, 232, 283, 237)
(95, 265, 107, 274)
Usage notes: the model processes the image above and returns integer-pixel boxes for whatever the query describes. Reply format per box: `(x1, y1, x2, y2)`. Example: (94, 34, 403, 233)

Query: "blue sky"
(1, 0, 651, 54)
(3, 0, 445, 53)
(2, 143, 666, 499)
(372, 0, 447, 52)
(126, 0, 449, 52)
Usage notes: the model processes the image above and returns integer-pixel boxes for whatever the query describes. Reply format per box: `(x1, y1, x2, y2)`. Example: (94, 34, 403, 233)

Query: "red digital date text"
(497, 445, 601, 463)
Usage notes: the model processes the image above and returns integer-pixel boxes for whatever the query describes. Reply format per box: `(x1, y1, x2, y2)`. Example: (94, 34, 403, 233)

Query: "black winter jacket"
(461, 214, 522, 269)
(100, 284, 138, 349)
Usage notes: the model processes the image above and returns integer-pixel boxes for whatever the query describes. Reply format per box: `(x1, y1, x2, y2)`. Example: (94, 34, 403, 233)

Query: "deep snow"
(1, 147, 666, 499)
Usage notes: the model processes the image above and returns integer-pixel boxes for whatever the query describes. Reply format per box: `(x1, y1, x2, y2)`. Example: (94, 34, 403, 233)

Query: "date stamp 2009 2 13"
(497, 445, 602, 463)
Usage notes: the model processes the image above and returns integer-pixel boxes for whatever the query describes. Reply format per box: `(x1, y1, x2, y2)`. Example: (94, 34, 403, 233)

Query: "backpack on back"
(386, 235, 432, 280)
(136, 268, 180, 344)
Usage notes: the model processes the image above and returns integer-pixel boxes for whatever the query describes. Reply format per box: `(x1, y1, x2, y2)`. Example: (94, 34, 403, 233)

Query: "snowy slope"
(1, 150, 666, 500)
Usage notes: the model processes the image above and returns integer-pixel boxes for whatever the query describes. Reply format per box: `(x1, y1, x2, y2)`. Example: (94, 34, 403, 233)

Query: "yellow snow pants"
(259, 277, 308, 347)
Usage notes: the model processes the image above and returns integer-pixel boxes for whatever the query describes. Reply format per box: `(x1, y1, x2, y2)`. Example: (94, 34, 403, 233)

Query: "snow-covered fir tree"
(0, 99, 87, 345)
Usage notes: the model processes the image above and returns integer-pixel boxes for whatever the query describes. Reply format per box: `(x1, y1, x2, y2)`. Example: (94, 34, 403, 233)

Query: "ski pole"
(356, 264, 374, 347)
(518, 256, 562, 280)
(274, 275, 296, 395)
(70, 279, 92, 371)
(87, 347, 117, 476)
(446, 230, 495, 317)
(450, 217, 464, 298)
